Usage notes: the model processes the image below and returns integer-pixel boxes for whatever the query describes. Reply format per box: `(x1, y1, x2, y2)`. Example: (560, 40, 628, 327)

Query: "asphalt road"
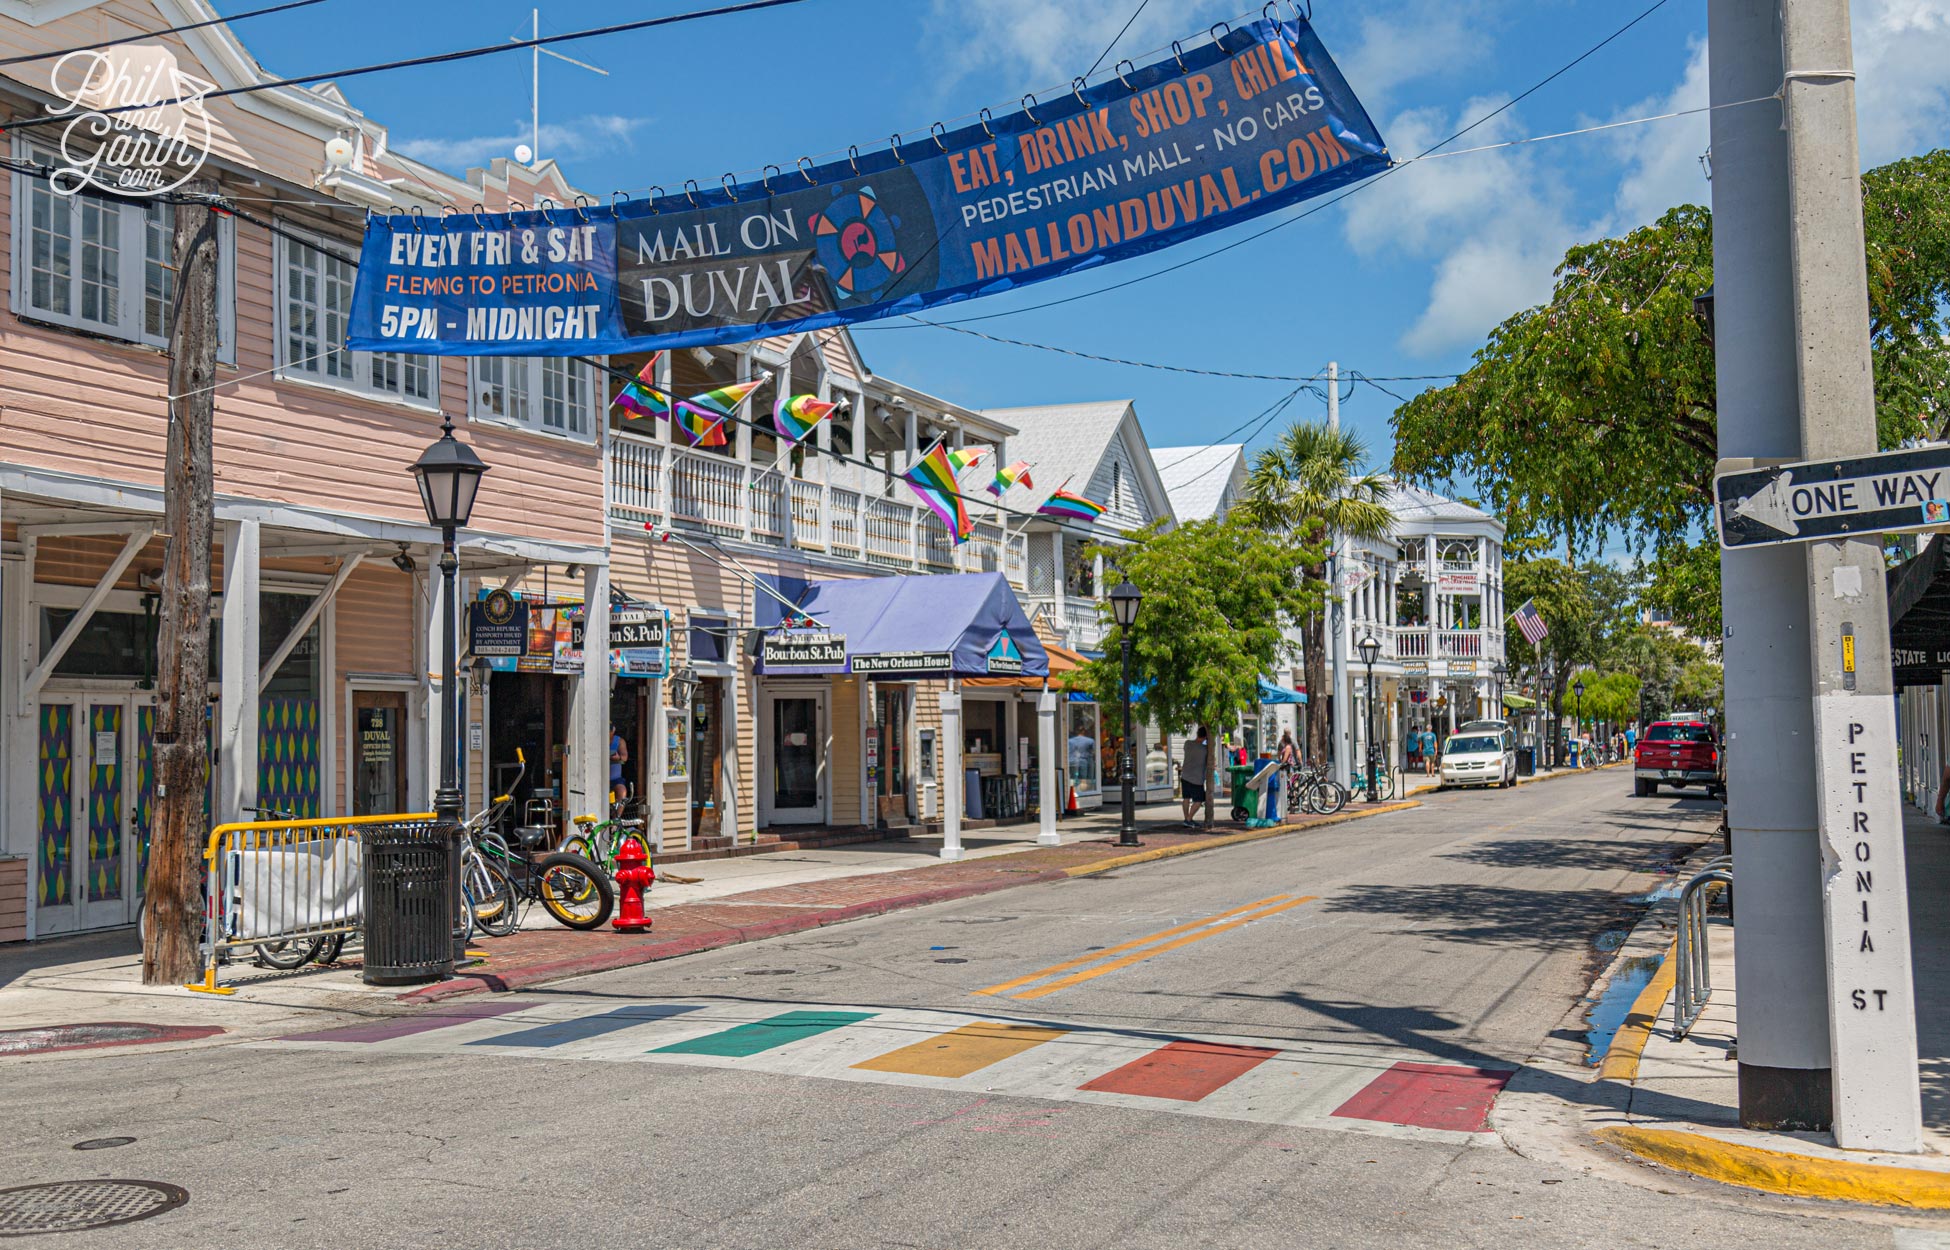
(0, 773, 1904, 1248)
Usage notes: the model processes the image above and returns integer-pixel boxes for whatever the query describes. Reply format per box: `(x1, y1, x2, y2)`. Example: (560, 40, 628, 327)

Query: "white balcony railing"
(608, 430, 1029, 589)
(1393, 630, 1430, 659)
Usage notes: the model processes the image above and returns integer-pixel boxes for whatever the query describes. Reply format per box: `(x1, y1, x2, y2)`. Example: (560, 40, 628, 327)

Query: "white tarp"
(223, 840, 362, 940)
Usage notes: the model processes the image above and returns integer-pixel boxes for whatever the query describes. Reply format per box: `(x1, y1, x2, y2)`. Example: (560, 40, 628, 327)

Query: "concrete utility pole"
(1711, 0, 1923, 1145)
(1327, 361, 1349, 788)
(144, 182, 220, 986)
(1778, 0, 1922, 1152)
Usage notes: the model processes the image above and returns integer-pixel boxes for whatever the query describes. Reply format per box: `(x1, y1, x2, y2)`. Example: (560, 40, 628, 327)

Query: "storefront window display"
(1067, 702, 1100, 793)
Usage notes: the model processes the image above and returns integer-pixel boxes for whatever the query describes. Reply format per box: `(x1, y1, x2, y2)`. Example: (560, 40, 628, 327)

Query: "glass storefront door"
(764, 691, 825, 824)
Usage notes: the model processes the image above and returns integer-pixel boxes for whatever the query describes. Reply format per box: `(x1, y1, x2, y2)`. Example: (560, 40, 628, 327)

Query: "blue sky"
(233, 0, 1950, 507)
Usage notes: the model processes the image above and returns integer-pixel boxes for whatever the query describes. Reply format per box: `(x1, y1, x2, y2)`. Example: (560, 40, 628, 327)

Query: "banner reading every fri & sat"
(347, 14, 1387, 356)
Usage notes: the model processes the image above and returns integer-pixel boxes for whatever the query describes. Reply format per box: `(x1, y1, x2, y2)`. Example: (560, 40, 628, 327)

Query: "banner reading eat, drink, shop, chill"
(347, 13, 1387, 356)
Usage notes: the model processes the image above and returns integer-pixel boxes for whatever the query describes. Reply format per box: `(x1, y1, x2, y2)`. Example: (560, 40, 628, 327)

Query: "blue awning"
(1258, 678, 1308, 705)
(754, 572, 1050, 679)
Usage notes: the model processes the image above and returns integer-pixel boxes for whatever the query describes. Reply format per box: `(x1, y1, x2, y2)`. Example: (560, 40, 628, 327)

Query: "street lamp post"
(410, 417, 489, 825)
(1357, 633, 1380, 803)
(1491, 660, 1507, 714)
(1109, 580, 1143, 847)
(1573, 678, 1587, 767)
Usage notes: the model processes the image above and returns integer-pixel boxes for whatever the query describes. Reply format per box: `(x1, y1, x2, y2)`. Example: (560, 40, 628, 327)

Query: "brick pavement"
(409, 802, 1418, 1003)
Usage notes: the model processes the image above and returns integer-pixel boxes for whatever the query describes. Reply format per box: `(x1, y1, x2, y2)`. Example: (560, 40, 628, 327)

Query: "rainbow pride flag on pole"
(987, 461, 1034, 496)
(613, 352, 669, 420)
(1038, 488, 1106, 523)
(946, 446, 989, 475)
(675, 377, 766, 448)
(904, 443, 973, 544)
(774, 393, 838, 446)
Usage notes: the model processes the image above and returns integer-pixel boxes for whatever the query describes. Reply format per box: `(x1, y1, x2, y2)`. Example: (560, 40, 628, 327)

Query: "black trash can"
(1516, 746, 1536, 777)
(362, 820, 457, 986)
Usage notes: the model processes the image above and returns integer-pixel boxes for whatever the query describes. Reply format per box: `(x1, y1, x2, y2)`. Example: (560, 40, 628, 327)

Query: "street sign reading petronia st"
(1715, 444, 1950, 549)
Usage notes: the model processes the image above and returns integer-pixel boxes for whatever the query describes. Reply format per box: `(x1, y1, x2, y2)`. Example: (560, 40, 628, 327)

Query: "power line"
(894, 0, 1678, 330)
(1086, 0, 1152, 77)
(0, 0, 330, 69)
(0, 0, 823, 134)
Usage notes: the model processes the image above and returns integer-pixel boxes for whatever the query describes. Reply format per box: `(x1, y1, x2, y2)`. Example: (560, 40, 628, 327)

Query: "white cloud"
(924, 0, 1238, 92)
(1603, 38, 1710, 231)
(1336, 0, 1493, 115)
(1342, 97, 1582, 355)
(394, 114, 650, 171)
(1850, 0, 1950, 167)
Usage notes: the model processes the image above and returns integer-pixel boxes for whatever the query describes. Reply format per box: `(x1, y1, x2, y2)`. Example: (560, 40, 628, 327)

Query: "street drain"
(743, 969, 795, 976)
(0, 1180, 187, 1237)
(71, 1138, 135, 1151)
(0, 1023, 221, 1057)
(934, 958, 968, 964)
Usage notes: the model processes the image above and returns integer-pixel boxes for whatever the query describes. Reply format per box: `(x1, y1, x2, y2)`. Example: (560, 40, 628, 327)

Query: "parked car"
(1441, 730, 1517, 788)
(1458, 719, 1509, 733)
(1633, 720, 1723, 797)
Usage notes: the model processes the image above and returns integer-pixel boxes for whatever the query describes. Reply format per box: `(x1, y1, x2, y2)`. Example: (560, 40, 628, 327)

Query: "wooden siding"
(330, 561, 416, 813)
(0, 858, 25, 943)
(828, 676, 862, 826)
(1087, 430, 1162, 536)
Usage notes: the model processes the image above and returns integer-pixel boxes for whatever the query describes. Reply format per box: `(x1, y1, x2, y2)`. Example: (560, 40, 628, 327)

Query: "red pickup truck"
(1633, 721, 1723, 797)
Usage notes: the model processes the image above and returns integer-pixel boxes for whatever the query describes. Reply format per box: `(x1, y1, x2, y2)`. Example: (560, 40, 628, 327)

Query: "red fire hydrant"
(611, 839, 654, 933)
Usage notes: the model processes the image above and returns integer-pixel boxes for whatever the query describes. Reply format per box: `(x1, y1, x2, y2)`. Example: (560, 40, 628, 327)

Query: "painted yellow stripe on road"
(851, 1021, 1068, 1078)
(1010, 896, 1317, 1001)
(973, 894, 1295, 998)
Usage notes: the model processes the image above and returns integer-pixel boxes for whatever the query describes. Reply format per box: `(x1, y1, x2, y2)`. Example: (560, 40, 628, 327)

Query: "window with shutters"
(278, 227, 435, 407)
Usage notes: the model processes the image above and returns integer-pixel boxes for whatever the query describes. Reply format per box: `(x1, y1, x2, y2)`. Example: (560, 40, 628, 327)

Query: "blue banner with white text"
(347, 15, 1387, 356)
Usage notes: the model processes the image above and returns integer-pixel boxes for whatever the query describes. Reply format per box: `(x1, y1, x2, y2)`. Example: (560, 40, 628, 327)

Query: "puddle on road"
(1582, 954, 1663, 1066)
(1626, 881, 1684, 905)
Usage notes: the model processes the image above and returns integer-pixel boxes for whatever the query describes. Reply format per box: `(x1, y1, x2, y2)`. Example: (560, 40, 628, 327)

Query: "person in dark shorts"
(1179, 725, 1211, 827)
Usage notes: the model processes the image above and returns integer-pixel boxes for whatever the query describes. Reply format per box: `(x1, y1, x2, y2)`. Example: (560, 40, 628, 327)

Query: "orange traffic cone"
(1066, 784, 1079, 815)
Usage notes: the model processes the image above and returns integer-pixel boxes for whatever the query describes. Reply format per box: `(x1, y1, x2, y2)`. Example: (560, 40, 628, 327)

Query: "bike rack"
(1674, 856, 1733, 1038)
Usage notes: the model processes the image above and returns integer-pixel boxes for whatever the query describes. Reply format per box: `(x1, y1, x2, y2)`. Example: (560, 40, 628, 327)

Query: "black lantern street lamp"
(1693, 283, 1716, 346)
(1573, 677, 1587, 763)
(1490, 659, 1507, 712)
(1109, 580, 1143, 847)
(1357, 632, 1381, 803)
(410, 417, 489, 825)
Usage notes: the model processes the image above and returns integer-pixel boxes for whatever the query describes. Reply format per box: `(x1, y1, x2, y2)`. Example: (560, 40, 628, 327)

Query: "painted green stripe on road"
(651, 1010, 876, 1058)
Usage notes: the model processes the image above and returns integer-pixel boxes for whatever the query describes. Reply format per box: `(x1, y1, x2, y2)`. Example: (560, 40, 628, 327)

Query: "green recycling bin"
(1227, 763, 1257, 821)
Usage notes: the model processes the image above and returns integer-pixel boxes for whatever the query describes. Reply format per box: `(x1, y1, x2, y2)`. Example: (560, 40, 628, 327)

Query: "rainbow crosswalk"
(269, 998, 1517, 1142)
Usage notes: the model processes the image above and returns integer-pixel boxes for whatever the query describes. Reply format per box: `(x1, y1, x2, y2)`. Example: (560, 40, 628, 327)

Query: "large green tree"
(1072, 517, 1328, 827)
(1236, 421, 1395, 766)
(1391, 149, 1950, 635)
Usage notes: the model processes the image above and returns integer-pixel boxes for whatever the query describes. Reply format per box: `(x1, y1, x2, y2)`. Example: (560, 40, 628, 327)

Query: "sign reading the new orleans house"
(347, 14, 1385, 356)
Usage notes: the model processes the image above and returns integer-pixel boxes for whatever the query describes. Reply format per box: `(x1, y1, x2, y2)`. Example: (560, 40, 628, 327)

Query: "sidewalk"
(0, 798, 1420, 1041)
(1507, 802, 1950, 1210)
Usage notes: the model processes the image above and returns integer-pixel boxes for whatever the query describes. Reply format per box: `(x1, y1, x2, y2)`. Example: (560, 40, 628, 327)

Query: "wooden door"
(690, 679, 723, 838)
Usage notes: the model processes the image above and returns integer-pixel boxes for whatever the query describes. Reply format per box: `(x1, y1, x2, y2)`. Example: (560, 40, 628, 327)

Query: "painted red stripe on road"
(1078, 1040, 1280, 1102)
(1330, 1061, 1514, 1132)
(280, 1000, 533, 1043)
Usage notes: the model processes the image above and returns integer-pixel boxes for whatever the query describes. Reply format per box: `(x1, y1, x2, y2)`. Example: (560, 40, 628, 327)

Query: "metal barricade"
(185, 812, 437, 995)
(1673, 856, 1733, 1038)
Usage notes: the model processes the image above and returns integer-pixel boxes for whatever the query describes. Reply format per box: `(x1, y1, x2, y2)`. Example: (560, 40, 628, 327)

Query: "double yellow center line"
(975, 893, 1315, 1001)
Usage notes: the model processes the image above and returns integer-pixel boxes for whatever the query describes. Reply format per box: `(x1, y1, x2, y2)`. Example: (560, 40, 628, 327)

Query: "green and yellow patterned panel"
(135, 705, 155, 894)
(86, 704, 124, 903)
(258, 697, 320, 819)
(37, 704, 73, 908)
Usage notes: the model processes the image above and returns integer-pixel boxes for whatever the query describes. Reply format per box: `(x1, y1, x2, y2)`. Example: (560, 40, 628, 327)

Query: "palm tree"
(1239, 421, 1395, 769)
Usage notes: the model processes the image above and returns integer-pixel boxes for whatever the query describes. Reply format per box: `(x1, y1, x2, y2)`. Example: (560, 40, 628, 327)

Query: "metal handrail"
(1674, 861, 1733, 1038)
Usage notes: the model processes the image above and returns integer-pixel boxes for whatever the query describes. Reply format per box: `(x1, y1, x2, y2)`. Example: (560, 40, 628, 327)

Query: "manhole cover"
(934, 958, 969, 964)
(0, 1024, 221, 1057)
(0, 1180, 186, 1236)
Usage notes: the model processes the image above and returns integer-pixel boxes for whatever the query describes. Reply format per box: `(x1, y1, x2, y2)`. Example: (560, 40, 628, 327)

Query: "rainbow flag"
(946, 446, 989, 475)
(903, 444, 973, 544)
(674, 377, 765, 448)
(613, 352, 669, 420)
(774, 393, 837, 445)
(987, 461, 1033, 496)
(1038, 488, 1106, 522)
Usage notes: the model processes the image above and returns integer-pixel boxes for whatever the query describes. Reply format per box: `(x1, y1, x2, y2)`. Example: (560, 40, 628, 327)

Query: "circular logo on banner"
(807, 185, 909, 303)
(482, 588, 517, 626)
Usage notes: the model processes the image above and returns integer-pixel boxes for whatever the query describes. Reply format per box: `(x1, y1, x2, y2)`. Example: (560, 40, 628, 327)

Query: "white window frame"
(275, 224, 437, 409)
(468, 355, 599, 443)
(11, 138, 235, 362)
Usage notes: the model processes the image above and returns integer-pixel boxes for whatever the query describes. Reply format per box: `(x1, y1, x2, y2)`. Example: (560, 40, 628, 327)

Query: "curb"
(1062, 801, 1422, 878)
(1595, 937, 1679, 1082)
(406, 800, 1423, 1002)
(1594, 1126, 1950, 1209)
(403, 869, 1069, 1002)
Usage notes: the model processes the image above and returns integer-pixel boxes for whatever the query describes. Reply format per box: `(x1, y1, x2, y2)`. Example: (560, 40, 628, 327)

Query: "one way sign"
(1716, 444, 1950, 549)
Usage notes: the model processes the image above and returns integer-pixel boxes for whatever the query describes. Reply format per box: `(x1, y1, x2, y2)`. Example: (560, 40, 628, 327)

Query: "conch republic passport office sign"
(349, 12, 1386, 356)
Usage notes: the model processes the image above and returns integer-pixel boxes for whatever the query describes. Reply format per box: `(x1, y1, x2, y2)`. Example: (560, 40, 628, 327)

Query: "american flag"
(1513, 599, 1549, 645)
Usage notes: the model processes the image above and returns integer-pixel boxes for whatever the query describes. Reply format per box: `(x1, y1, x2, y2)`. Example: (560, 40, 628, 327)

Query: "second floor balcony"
(1362, 623, 1506, 669)
(609, 430, 1028, 588)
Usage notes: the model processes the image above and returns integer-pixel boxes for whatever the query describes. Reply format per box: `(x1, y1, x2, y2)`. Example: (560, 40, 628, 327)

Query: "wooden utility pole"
(143, 180, 220, 985)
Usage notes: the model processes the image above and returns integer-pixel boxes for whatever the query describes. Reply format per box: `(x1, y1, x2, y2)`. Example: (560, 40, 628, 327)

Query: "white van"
(1441, 729, 1516, 788)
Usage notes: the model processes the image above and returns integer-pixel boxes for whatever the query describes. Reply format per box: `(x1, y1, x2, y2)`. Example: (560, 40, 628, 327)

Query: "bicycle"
(1348, 767, 1400, 801)
(561, 797, 654, 883)
(1283, 764, 1348, 816)
(465, 751, 614, 933)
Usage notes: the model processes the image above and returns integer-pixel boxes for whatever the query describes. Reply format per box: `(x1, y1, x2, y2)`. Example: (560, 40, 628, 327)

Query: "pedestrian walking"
(609, 722, 630, 804)
(1179, 726, 1212, 829)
